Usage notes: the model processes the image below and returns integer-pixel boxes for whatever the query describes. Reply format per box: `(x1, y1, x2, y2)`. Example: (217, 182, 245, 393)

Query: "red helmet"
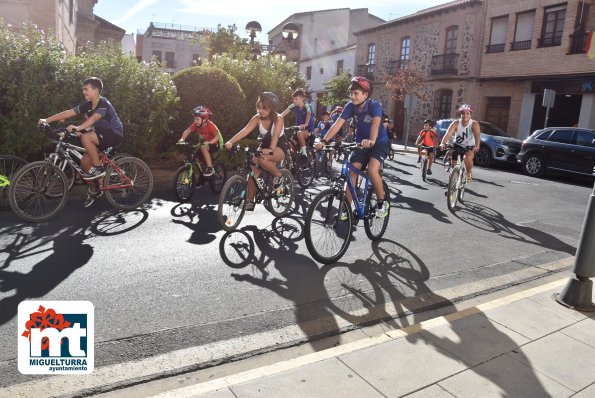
(192, 106, 212, 119)
(349, 76, 372, 95)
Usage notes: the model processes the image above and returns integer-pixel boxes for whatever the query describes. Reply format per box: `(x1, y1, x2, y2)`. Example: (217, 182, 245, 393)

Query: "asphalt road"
(0, 152, 591, 392)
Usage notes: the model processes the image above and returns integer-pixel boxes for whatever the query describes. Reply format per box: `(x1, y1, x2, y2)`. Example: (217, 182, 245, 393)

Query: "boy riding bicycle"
(177, 106, 224, 176)
(38, 76, 123, 207)
(315, 76, 390, 218)
(281, 89, 315, 160)
(415, 119, 437, 175)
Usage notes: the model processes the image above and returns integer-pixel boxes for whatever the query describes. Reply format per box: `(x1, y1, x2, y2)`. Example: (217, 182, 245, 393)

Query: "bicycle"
(442, 146, 453, 173)
(304, 142, 391, 264)
(282, 126, 316, 188)
(0, 155, 27, 210)
(387, 143, 395, 161)
(217, 144, 295, 231)
(8, 124, 153, 222)
(446, 145, 470, 212)
(418, 145, 434, 182)
(173, 141, 227, 201)
(313, 137, 334, 179)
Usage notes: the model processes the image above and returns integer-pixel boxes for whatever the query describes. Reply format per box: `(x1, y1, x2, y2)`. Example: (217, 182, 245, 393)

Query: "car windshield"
(480, 122, 512, 138)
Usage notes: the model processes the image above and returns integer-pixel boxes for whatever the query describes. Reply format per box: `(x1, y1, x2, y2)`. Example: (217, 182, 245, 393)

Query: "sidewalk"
(151, 278, 595, 398)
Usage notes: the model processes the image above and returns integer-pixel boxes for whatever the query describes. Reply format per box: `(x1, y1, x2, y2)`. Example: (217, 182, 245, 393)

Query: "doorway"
(531, 94, 582, 131)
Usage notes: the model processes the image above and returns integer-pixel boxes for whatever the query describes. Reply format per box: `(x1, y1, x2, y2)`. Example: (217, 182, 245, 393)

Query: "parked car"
(433, 119, 523, 167)
(518, 127, 595, 178)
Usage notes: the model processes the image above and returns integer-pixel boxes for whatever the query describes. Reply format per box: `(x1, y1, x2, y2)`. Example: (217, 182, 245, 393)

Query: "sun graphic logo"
(18, 301, 94, 374)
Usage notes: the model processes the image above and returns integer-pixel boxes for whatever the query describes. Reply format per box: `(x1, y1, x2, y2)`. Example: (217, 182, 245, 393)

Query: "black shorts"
(420, 146, 434, 155)
(349, 141, 390, 165)
(97, 130, 123, 150)
(451, 145, 474, 161)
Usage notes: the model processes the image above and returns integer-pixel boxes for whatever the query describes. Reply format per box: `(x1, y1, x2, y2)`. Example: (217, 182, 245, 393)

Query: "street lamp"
(281, 22, 299, 48)
(245, 21, 262, 45)
(250, 47, 261, 61)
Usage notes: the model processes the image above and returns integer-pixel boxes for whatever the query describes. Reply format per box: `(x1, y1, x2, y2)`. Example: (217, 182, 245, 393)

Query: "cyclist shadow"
(383, 162, 413, 176)
(170, 201, 219, 245)
(0, 223, 94, 326)
(389, 187, 452, 224)
(325, 239, 552, 396)
(471, 177, 505, 187)
(219, 218, 342, 350)
(455, 201, 576, 255)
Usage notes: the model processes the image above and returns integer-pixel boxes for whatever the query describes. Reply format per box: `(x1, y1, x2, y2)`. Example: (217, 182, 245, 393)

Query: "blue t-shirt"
(73, 97, 124, 137)
(317, 120, 334, 141)
(339, 99, 388, 143)
(288, 103, 315, 131)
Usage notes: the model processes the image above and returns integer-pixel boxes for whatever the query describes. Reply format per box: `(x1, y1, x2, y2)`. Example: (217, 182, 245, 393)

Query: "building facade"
(136, 22, 208, 73)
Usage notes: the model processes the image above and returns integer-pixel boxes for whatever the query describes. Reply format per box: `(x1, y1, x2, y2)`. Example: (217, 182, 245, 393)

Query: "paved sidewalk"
(151, 278, 595, 398)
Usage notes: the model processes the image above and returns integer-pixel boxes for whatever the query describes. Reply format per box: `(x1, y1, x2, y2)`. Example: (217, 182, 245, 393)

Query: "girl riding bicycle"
(415, 119, 437, 175)
(224, 92, 285, 211)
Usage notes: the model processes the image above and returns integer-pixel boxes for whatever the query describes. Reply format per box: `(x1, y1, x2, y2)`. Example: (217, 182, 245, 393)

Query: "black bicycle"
(217, 144, 295, 231)
(173, 141, 226, 201)
(282, 126, 316, 188)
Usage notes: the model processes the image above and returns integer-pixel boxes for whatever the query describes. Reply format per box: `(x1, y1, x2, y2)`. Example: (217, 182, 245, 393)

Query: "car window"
(535, 130, 551, 140)
(548, 129, 574, 144)
(574, 130, 595, 147)
(479, 122, 510, 137)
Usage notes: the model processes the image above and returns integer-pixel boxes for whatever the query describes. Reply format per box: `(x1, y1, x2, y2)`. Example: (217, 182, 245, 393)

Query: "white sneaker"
(375, 201, 389, 218)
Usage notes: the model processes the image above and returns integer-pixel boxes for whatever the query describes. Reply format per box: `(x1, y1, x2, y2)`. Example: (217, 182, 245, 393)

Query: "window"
(445, 26, 458, 53)
(485, 97, 511, 130)
(367, 43, 376, 73)
(548, 129, 574, 144)
(400, 37, 410, 61)
(306, 66, 312, 80)
(488, 16, 508, 53)
(512, 10, 535, 50)
(540, 5, 566, 47)
(575, 130, 595, 147)
(152, 50, 162, 62)
(336, 60, 344, 75)
(434, 89, 453, 119)
(165, 52, 175, 69)
(536, 130, 553, 140)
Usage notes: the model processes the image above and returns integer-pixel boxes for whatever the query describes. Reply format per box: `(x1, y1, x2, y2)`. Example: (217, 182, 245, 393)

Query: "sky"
(95, 0, 452, 40)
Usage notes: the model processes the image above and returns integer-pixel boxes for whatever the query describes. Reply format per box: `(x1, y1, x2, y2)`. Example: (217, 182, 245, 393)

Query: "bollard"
(554, 175, 595, 312)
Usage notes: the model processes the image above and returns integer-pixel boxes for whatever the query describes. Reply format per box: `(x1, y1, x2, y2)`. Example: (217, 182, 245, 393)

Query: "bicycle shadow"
(170, 200, 220, 245)
(219, 218, 342, 350)
(389, 187, 452, 224)
(324, 238, 553, 396)
(455, 201, 576, 255)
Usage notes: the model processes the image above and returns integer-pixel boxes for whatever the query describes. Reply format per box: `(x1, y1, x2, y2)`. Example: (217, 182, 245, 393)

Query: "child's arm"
(179, 127, 193, 142)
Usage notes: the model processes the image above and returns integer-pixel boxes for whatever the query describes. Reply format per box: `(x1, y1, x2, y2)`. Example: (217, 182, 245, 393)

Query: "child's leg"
(200, 146, 213, 168)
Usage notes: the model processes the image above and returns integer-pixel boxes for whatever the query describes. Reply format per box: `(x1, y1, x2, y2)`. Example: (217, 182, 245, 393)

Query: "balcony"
(569, 32, 588, 54)
(538, 33, 562, 48)
(510, 40, 532, 51)
(486, 43, 505, 53)
(388, 59, 409, 75)
(357, 64, 375, 81)
(431, 53, 458, 75)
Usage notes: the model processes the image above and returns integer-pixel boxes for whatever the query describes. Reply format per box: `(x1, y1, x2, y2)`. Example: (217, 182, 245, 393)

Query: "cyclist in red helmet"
(315, 76, 390, 219)
(440, 103, 480, 182)
(178, 106, 224, 176)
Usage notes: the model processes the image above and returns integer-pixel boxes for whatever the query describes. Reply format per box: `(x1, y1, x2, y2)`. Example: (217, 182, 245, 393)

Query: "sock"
(300, 146, 307, 155)
(377, 200, 384, 210)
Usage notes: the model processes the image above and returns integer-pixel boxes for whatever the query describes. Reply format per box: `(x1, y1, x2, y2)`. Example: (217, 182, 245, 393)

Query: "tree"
(200, 24, 251, 59)
(385, 67, 430, 102)
(320, 70, 352, 108)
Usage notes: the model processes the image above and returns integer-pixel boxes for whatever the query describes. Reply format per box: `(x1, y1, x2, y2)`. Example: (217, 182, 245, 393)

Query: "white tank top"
(454, 118, 476, 147)
(258, 119, 284, 138)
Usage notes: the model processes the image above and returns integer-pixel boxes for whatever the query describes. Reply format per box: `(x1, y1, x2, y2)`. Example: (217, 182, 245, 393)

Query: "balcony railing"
(357, 64, 375, 81)
(388, 59, 409, 75)
(510, 40, 532, 51)
(538, 33, 562, 48)
(486, 43, 505, 53)
(431, 53, 458, 75)
(569, 32, 588, 54)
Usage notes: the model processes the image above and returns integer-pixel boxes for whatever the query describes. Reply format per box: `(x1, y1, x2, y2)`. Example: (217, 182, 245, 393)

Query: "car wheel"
(474, 145, 492, 167)
(523, 153, 545, 177)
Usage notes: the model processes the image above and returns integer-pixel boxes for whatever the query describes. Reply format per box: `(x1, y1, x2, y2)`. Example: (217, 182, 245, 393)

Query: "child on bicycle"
(314, 76, 390, 218)
(314, 111, 334, 162)
(224, 92, 285, 211)
(177, 106, 224, 176)
(38, 76, 123, 207)
(440, 104, 480, 182)
(415, 119, 437, 175)
(281, 89, 314, 160)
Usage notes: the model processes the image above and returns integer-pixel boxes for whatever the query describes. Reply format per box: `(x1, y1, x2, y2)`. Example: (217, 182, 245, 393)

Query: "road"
(0, 152, 591, 394)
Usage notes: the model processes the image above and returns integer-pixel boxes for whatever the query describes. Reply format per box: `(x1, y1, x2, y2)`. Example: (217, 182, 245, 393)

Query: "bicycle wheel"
(447, 166, 460, 211)
(8, 161, 68, 222)
(173, 164, 195, 202)
(104, 156, 153, 210)
(324, 153, 333, 174)
(305, 188, 353, 264)
(364, 180, 390, 241)
(421, 157, 428, 182)
(297, 148, 315, 188)
(458, 169, 467, 203)
(267, 169, 294, 218)
(218, 175, 248, 231)
(388, 148, 395, 161)
(0, 155, 27, 210)
(208, 162, 227, 194)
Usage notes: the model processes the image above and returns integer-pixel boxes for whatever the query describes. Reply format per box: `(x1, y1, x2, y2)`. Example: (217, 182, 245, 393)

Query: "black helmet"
(423, 119, 434, 126)
(260, 92, 280, 112)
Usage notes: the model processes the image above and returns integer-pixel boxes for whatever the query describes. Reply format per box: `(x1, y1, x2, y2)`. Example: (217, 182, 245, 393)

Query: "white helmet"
(459, 104, 474, 113)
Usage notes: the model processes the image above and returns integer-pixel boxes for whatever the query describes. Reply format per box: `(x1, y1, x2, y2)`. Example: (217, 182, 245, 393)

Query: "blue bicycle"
(304, 142, 391, 264)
